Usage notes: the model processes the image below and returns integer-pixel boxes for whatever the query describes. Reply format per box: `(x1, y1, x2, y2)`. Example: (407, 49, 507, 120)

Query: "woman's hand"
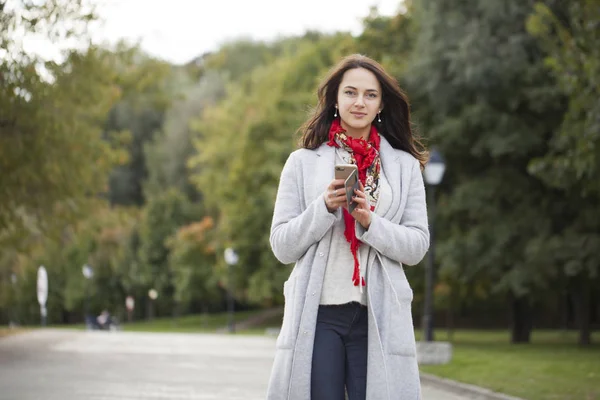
(350, 181, 372, 229)
(324, 179, 347, 213)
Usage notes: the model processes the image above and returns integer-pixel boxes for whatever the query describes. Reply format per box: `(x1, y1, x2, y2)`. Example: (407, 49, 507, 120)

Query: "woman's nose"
(355, 95, 365, 107)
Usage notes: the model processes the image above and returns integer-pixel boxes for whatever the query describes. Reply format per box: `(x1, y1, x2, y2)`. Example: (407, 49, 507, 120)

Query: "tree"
(136, 189, 197, 317)
(526, 0, 600, 345)
(144, 69, 226, 202)
(0, 0, 124, 287)
(104, 45, 176, 206)
(167, 217, 223, 315)
(407, 0, 569, 343)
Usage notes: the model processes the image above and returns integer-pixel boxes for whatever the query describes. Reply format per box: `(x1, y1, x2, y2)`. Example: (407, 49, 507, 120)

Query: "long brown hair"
(298, 54, 428, 169)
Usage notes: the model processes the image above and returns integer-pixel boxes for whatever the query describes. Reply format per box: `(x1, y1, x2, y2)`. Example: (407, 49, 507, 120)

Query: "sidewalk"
(0, 329, 515, 400)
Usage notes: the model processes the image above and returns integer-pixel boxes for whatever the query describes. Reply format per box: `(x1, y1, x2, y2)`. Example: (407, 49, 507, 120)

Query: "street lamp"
(148, 288, 158, 320)
(224, 247, 239, 334)
(82, 264, 93, 323)
(422, 148, 446, 342)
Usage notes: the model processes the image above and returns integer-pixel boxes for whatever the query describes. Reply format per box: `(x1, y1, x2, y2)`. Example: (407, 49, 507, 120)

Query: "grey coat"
(266, 136, 430, 400)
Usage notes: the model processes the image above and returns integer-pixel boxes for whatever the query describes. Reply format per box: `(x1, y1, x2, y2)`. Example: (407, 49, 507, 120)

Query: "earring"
(377, 111, 381, 123)
(334, 107, 338, 118)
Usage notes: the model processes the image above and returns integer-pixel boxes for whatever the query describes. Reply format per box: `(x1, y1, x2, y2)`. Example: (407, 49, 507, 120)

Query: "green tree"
(104, 46, 176, 206)
(167, 217, 223, 315)
(526, 0, 600, 345)
(407, 0, 568, 343)
(137, 189, 198, 317)
(0, 0, 124, 308)
(144, 69, 226, 201)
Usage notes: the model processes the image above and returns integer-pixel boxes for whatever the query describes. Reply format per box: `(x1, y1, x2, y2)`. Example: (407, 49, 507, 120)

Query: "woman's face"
(336, 67, 383, 138)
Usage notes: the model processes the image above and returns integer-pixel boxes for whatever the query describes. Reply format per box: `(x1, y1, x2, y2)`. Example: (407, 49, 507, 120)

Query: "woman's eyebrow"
(343, 86, 379, 93)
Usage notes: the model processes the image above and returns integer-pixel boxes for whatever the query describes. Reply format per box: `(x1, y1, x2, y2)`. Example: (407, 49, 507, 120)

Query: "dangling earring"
(377, 111, 382, 123)
(334, 106, 338, 118)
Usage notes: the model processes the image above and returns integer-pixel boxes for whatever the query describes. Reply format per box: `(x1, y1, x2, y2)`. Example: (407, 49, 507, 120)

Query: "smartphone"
(345, 169, 360, 213)
(335, 164, 359, 212)
(334, 164, 358, 181)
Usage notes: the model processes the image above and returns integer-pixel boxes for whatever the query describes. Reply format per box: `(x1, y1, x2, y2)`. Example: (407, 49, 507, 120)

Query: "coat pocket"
(276, 277, 297, 349)
(387, 292, 417, 357)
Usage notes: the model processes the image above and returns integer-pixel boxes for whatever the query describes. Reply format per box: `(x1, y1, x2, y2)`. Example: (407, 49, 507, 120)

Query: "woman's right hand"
(324, 179, 347, 213)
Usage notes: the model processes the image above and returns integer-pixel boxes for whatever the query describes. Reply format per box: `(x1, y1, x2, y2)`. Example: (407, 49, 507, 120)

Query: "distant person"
(266, 54, 430, 399)
(96, 310, 112, 330)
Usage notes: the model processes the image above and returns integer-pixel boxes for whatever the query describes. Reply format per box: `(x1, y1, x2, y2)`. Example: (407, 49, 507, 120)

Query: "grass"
(417, 329, 600, 400)
(118, 309, 279, 334)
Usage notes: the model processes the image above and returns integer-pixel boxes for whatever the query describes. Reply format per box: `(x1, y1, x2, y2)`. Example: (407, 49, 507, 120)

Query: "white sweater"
(319, 168, 393, 305)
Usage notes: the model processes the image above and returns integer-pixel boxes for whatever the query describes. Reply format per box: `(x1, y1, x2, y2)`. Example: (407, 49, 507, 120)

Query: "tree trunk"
(559, 289, 570, 332)
(510, 294, 532, 344)
(446, 287, 455, 342)
(574, 277, 591, 346)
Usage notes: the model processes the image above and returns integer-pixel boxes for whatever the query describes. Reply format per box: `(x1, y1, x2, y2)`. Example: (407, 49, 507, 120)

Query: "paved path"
(0, 329, 468, 400)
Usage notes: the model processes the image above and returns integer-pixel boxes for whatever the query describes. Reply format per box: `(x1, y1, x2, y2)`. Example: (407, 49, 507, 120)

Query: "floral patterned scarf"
(327, 118, 381, 287)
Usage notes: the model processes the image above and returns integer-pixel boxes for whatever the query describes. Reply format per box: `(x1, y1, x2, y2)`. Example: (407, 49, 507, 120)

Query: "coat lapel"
(379, 136, 403, 221)
(313, 144, 335, 201)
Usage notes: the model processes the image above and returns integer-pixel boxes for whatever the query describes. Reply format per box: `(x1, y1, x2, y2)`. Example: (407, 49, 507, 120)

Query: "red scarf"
(327, 118, 381, 287)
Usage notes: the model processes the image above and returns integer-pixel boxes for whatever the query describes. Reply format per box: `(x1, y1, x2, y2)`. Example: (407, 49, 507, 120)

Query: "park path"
(0, 329, 468, 400)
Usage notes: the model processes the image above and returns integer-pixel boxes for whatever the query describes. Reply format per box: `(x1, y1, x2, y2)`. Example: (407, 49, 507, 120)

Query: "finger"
(354, 188, 366, 198)
(352, 195, 368, 205)
(350, 208, 367, 223)
(352, 195, 370, 211)
(330, 179, 345, 188)
(331, 188, 345, 199)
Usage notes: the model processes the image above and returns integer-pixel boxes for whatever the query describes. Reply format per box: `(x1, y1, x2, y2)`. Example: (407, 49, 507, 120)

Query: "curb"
(420, 373, 525, 400)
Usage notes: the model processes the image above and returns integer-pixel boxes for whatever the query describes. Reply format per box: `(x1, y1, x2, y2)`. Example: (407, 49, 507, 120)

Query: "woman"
(267, 54, 430, 400)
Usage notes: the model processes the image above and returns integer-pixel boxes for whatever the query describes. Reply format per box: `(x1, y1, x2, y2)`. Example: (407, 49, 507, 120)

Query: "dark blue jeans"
(311, 302, 368, 400)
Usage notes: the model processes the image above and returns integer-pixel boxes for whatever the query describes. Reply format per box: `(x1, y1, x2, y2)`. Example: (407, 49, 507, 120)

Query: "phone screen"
(344, 169, 359, 213)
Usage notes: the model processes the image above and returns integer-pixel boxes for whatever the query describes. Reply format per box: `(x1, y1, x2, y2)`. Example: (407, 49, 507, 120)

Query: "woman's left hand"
(350, 181, 372, 230)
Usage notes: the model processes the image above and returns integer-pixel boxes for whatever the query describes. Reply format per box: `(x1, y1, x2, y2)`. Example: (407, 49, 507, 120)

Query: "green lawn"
(417, 329, 600, 400)
(120, 309, 278, 334)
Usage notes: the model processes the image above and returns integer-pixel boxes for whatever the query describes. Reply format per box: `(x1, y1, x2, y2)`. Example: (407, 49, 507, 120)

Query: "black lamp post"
(422, 148, 446, 342)
(224, 247, 239, 334)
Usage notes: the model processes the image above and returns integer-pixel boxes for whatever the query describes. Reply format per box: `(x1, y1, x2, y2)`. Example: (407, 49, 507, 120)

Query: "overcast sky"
(89, 0, 403, 64)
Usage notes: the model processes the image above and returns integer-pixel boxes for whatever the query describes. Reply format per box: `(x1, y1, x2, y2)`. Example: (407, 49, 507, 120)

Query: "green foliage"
(189, 34, 355, 305)
(0, 1, 126, 295)
(104, 45, 178, 206)
(406, 0, 568, 302)
(356, 4, 415, 78)
(0, 46, 123, 248)
(167, 217, 222, 311)
(144, 69, 227, 201)
(523, 1, 600, 288)
(136, 188, 200, 315)
(527, 1, 600, 196)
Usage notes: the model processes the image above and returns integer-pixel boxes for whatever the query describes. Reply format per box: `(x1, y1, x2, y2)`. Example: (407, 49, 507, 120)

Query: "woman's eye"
(345, 90, 355, 96)
(368, 93, 378, 98)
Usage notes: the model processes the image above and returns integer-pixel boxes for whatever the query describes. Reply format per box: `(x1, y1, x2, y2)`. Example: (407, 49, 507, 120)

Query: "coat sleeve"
(355, 158, 430, 266)
(270, 152, 339, 264)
